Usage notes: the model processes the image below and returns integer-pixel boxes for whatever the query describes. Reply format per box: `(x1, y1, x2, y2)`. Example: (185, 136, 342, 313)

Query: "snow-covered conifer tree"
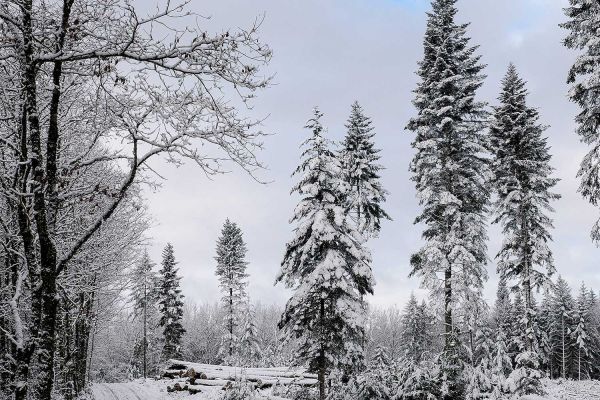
(550, 277, 575, 379)
(339, 102, 390, 238)
(465, 357, 492, 400)
(130, 251, 160, 378)
(490, 64, 559, 396)
(157, 243, 186, 360)
(276, 108, 373, 400)
(486, 278, 513, 398)
(493, 278, 512, 338)
(215, 219, 249, 362)
(239, 301, 261, 367)
(354, 346, 393, 400)
(537, 290, 555, 376)
(400, 294, 434, 363)
(406, 0, 489, 396)
(586, 289, 600, 378)
(573, 284, 592, 380)
(562, 2, 600, 242)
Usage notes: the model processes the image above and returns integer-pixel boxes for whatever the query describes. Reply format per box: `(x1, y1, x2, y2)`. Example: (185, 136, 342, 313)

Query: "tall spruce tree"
(276, 108, 374, 400)
(562, 2, 600, 242)
(130, 251, 160, 378)
(157, 243, 186, 360)
(406, 0, 489, 396)
(490, 64, 559, 396)
(339, 102, 390, 238)
(215, 219, 249, 362)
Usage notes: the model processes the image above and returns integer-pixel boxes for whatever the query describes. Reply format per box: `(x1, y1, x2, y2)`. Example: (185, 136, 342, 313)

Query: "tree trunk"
(229, 287, 233, 358)
(444, 264, 453, 353)
(562, 313, 566, 379)
(318, 299, 326, 400)
(578, 347, 581, 381)
(143, 282, 147, 379)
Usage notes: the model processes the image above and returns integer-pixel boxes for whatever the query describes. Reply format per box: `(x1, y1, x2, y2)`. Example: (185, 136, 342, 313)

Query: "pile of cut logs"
(161, 359, 317, 395)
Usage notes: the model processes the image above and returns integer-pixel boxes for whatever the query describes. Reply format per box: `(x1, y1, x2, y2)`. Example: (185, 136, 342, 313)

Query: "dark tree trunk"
(229, 287, 233, 358)
(444, 264, 452, 352)
(318, 299, 326, 400)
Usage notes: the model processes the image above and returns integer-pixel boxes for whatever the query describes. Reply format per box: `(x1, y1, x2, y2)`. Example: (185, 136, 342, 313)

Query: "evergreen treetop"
(339, 101, 390, 238)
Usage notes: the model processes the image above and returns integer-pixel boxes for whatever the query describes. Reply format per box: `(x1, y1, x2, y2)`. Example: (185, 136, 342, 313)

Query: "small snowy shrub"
(272, 384, 318, 400)
(220, 379, 256, 400)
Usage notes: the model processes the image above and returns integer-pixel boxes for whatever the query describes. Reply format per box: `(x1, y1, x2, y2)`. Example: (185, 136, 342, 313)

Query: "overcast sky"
(141, 0, 599, 309)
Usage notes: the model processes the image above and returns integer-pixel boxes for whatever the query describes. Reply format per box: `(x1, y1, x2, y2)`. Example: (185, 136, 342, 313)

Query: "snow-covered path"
(92, 380, 220, 400)
(92, 382, 164, 400)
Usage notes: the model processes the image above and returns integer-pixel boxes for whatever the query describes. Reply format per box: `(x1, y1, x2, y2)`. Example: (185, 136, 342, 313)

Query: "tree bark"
(318, 298, 326, 400)
(21, 1, 60, 397)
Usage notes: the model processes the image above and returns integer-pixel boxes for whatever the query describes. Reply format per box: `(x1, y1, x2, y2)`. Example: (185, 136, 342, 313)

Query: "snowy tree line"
(1, 0, 600, 399)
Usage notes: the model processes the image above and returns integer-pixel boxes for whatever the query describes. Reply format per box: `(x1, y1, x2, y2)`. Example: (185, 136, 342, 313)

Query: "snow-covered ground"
(91, 378, 600, 400)
(91, 380, 221, 400)
(524, 379, 600, 400)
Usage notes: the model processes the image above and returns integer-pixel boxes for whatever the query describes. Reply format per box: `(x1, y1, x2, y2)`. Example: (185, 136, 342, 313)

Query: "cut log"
(188, 385, 203, 394)
(185, 368, 195, 378)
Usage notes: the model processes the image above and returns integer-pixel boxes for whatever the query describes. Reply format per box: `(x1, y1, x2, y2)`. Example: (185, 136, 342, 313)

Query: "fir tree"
(354, 347, 393, 400)
(465, 358, 492, 400)
(130, 251, 160, 378)
(562, 1, 600, 242)
(397, 359, 441, 400)
(400, 294, 434, 363)
(339, 102, 390, 238)
(490, 64, 559, 396)
(586, 289, 600, 378)
(493, 278, 512, 339)
(239, 300, 261, 367)
(406, 1, 489, 396)
(550, 276, 575, 379)
(490, 330, 512, 400)
(509, 292, 526, 363)
(215, 219, 249, 361)
(276, 108, 374, 400)
(488, 278, 513, 399)
(537, 290, 555, 377)
(573, 283, 592, 380)
(157, 243, 186, 360)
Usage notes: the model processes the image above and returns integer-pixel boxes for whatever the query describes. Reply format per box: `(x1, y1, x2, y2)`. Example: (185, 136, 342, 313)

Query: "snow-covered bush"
(220, 379, 256, 400)
(272, 384, 318, 400)
(396, 360, 441, 400)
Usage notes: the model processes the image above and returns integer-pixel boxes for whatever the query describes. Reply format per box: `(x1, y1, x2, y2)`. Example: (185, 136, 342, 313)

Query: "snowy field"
(91, 379, 600, 400)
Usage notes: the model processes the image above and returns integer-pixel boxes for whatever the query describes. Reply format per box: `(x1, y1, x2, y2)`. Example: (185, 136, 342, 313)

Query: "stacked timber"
(161, 359, 317, 395)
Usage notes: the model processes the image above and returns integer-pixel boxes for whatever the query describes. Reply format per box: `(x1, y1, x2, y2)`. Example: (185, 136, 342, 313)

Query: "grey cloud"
(143, 0, 598, 309)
